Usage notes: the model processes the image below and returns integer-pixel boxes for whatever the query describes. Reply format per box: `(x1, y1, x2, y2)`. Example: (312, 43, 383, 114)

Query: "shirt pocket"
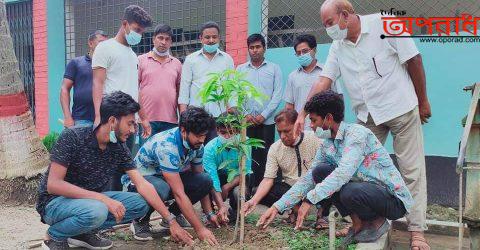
(371, 49, 396, 78)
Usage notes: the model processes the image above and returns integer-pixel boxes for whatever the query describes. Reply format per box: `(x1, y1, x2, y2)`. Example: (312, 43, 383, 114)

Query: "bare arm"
(60, 78, 74, 127)
(250, 178, 274, 205)
(406, 54, 431, 124)
(92, 67, 106, 125)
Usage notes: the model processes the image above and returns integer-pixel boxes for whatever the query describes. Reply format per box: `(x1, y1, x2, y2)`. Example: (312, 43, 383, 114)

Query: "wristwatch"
(165, 213, 176, 225)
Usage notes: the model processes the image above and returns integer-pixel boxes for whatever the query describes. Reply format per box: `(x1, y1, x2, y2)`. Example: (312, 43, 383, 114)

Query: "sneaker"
(67, 232, 113, 249)
(41, 240, 69, 250)
(160, 214, 192, 229)
(130, 219, 153, 241)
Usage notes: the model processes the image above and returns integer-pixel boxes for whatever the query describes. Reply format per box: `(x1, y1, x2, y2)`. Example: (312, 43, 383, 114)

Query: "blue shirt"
(121, 127, 203, 186)
(178, 49, 234, 117)
(64, 55, 95, 121)
(237, 60, 283, 125)
(203, 136, 253, 192)
(274, 122, 413, 214)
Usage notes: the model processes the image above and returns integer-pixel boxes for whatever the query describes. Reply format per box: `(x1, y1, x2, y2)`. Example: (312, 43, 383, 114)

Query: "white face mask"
(314, 117, 332, 139)
(326, 14, 348, 40)
(153, 47, 169, 57)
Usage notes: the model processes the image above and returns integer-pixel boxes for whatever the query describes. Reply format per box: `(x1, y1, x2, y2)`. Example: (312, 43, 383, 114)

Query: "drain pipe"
(329, 210, 340, 250)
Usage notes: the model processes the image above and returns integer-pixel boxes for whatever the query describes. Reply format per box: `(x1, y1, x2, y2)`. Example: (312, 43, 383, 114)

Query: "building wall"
(225, 0, 248, 65)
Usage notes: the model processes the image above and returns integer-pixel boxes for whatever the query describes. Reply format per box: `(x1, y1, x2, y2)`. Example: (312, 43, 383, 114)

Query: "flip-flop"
(354, 220, 390, 243)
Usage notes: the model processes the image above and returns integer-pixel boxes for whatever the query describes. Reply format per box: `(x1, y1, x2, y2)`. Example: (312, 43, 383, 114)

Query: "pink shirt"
(138, 52, 182, 123)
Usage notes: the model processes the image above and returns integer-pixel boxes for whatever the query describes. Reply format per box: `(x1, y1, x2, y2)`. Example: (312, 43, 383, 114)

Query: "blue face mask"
(109, 130, 118, 143)
(203, 43, 219, 53)
(297, 53, 313, 67)
(125, 25, 142, 46)
(314, 116, 332, 139)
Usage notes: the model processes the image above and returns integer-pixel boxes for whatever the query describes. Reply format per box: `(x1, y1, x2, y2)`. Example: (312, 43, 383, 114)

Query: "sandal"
(410, 234, 431, 250)
(313, 216, 329, 230)
(336, 225, 352, 237)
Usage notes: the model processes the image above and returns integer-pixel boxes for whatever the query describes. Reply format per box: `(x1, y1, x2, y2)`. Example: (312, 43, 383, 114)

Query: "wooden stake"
(239, 125, 247, 244)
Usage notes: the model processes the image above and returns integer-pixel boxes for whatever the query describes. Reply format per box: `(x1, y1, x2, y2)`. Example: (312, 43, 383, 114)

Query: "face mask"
(125, 25, 142, 45)
(153, 47, 169, 57)
(326, 14, 348, 41)
(109, 130, 118, 143)
(297, 53, 313, 67)
(203, 43, 219, 53)
(314, 117, 332, 139)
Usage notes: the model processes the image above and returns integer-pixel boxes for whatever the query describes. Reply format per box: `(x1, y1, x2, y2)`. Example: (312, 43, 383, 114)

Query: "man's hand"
(197, 227, 218, 246)
(243, 200, 257, 216)
(208, 214, 221, 228)
(169, 221, 194, 246)
(418, 100, 432, 124)
(294, 201, 312, 230)
(221, 184, 232, 201)
(256, 206, 279, 229)
(140, 120, 152, 139)
(94, 115, 101, 127)
(217, 206, 229, 224)
(64, 117, 75, 128)
(246, 114, 255, 126)
(102, 197, 126, 223)
(254, 115, 265, 125)
(293, 112, 306, 138)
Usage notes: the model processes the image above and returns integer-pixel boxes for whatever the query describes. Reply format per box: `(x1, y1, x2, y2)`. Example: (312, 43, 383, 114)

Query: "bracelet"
(205, 211, 216, 220)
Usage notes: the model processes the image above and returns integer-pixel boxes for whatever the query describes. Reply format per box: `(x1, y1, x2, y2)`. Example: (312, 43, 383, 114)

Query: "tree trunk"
(0, 0, 49, 204)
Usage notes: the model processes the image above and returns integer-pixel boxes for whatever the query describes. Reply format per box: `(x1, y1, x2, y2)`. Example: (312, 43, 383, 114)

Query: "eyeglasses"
(295, 48, 312, 56)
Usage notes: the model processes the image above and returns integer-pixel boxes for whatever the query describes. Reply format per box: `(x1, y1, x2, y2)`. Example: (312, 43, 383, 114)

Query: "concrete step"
(390, 229, 470, 250)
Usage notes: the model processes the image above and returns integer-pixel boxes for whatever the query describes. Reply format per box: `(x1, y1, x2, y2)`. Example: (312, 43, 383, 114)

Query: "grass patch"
(279, 226, 355, 250)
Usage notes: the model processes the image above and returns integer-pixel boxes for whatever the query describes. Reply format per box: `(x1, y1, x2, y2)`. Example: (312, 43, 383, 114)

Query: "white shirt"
(91, 38, 139, 101)
(178, 49, 234, 117)
(321, 13, 419, 125)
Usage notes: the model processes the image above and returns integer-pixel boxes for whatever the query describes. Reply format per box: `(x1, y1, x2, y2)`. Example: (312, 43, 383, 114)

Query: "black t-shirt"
(36, 126, 135, 220)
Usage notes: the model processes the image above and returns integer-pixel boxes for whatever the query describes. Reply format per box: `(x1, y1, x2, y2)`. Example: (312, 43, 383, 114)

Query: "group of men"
(39, 0, 431, 249)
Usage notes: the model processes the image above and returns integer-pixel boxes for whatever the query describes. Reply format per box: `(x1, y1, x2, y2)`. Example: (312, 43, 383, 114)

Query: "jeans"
(128, 171, 212, 219)
(43, 191, 149, 242)
(139, 121, 177, 147)
(313, 163, 407, 221)
(247, 124, 276, 187)
(74, 120, 93, 127)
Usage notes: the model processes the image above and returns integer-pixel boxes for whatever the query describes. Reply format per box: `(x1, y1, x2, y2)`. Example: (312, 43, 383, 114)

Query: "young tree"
(0, 0, 49, 203)
(199, 69, 266, 244)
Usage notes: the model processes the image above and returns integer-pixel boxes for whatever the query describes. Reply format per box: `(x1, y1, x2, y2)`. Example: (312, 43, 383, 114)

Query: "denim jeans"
(43, 191, 149, 242)
(139, 121, 177, 147)
(73, 119, 93, 127)
(128, 171, 212, 219)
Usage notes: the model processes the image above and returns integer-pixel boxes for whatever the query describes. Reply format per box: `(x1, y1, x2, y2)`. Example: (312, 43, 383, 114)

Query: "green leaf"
(218, 159, 235, 170)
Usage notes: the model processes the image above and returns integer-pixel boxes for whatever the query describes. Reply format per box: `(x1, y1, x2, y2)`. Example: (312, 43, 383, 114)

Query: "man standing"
(138, 24, 182, 146)
(37, 91, 193, 249)
(122, 107, 219, 245)
(294, 1, 431, 249)
(178, 21, 234, 142)
(285, 34, 342, 130)
(92, 5, 153, 151)
(60, 30, 107, 127)
(237, 34, 283, 187)
(243, 109, 328, 228)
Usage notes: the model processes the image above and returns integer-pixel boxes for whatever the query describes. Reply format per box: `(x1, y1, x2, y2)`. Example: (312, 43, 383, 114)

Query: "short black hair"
(179, 106, 215, 135)
(200, 21, 220, 36)
(100, 91, 140, 124)
(304, 90, 344, 123)
(293, 34, 317, 51)
(247, 33, 266, 48)
(123, 5, 152, 28)
(153, 23, 173, 37)
(88, 30, 107, 42)
(274, 109, 298, 125)
(216, 111, 240, 129)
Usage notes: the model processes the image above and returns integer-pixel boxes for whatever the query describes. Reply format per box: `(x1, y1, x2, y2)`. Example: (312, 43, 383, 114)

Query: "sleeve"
(63, 59, 77, 81)
(137, 56, 144, 88)
(273, 168, 316, 213)
(226, 54, 235, 69)
(260, 64, 284, 120)
(50, 129, 78, 168)
(91, 42, 110, 69)
(305, 131, 367, 204)
(203, 142, 222, 192)
(178, 56, 193, 105)
(283, 74, 294, 104)
(319, 43, 341, 82)
(263, 146, 279, 179)
(386, 36, 420, 64)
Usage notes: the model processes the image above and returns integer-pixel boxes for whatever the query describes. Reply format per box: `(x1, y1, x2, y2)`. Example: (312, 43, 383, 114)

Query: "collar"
(247, 59, 268, 69)
(174, 128, 185, 158)
(199, 48, 224, 58)
(85, 54, 92, 61)
(341, 15, 368, 46)
(88, 126, 101, 148)
(147, 51, 173, 63)
(298, 60, 323, 72)
(294, 132, 304, 148)
(334, 121, 347, 141)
